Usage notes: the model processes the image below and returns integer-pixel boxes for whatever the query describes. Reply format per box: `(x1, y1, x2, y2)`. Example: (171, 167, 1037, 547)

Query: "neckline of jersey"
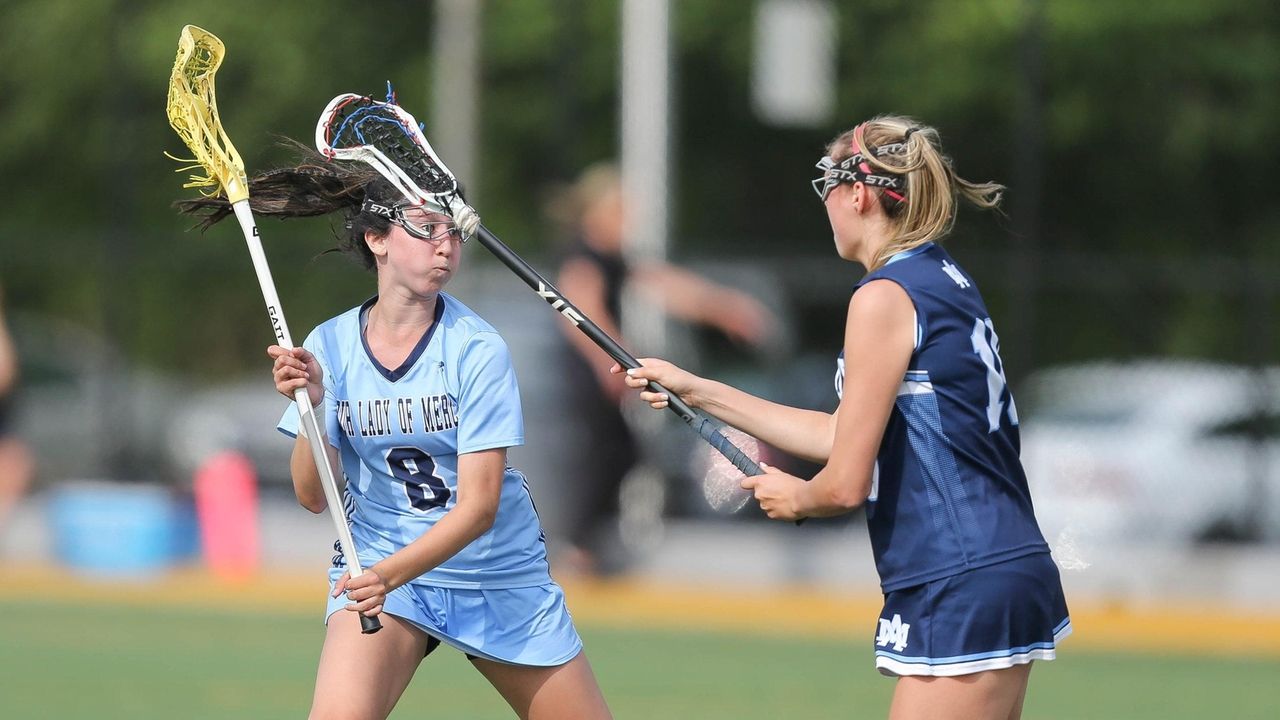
(885, 242, 936, 266)
(359, 294, 446, 382)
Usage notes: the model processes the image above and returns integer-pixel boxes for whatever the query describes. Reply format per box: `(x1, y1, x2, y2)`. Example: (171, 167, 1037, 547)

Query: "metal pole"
(1244, 263, 1272, 540)
(552, 0, 585, 182)
(432, 0, 482, 201)
(1008, 0, 1045, 383)
(620, 0, 671, 357)
(102, 0, 141, 479)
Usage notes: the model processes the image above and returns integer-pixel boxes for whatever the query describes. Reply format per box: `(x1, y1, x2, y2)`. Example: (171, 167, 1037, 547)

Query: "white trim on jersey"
(898, 379, 935, 396)
(898, 370, 934, 397)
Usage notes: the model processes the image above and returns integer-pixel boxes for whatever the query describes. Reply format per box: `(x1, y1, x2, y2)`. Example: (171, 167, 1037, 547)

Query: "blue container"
(170, 495, 201, 562)
(49, 482, 183, 577)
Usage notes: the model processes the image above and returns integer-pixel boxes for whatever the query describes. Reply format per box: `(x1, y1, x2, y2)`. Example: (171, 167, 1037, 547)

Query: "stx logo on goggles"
(851, 171, 903, 189)
(365, 201, 397, 219)
(812, 143, 908, 203)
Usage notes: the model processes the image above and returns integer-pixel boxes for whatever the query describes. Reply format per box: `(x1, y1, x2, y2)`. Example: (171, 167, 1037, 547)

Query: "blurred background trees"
(0, 0, 1276, 376)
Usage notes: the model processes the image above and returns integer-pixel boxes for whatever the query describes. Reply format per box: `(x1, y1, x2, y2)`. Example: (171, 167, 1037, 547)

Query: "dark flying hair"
(174, 138, 401, 270)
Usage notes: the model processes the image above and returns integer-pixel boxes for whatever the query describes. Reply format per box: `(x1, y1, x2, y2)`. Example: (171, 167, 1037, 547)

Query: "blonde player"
(619, 118, 1068, 720)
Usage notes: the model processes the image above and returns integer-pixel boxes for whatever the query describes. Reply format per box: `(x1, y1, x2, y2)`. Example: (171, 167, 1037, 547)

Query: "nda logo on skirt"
(876, 614, 911, 652)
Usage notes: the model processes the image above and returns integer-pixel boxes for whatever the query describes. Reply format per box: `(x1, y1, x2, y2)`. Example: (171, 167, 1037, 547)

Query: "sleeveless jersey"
(560, 238, 629, 322)
(278, 293, 551, 589)
(837, 243, 1049, 592)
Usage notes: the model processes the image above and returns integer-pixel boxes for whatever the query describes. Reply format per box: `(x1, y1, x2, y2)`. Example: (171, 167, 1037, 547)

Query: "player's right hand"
(612, 358, 700, 410)
(333, 569, 387, 619)
(268, 345, 324, 407)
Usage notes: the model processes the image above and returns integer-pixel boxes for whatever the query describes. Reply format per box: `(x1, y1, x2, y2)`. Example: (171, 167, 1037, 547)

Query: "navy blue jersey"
(837, 243, 1049, 592)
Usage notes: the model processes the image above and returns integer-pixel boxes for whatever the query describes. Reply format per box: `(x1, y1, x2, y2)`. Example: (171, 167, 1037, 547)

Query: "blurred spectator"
(0, 284, 34, 527)
(547, 163, 777, 576)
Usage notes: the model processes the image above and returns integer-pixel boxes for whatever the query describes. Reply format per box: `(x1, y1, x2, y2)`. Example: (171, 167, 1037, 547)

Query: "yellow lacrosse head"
(166, 25, 249, 203)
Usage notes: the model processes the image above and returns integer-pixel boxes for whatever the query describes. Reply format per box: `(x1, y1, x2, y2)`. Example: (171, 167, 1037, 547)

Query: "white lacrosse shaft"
(230, 201, 368, 581)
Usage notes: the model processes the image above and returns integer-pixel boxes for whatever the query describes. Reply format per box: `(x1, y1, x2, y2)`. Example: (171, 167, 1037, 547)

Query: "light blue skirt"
(326, 569, 583, 667)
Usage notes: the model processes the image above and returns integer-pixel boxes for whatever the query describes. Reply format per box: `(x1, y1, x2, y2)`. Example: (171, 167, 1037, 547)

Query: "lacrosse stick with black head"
(316, 90, 765, 496)
(167, 25, 382, 633)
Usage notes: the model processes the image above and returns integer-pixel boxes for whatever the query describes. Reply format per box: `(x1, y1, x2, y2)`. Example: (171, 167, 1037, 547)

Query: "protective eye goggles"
(361, 198, 465, 243)
(811, 143, 908, 204)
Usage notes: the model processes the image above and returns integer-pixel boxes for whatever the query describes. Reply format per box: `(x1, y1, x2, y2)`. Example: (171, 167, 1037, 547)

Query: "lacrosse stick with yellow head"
(167, 25, 381, 633)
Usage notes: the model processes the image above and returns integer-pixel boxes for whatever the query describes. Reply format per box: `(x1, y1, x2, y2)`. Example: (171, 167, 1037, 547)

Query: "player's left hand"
(333, 568, 388, 618)
(741, 462, 805, 522)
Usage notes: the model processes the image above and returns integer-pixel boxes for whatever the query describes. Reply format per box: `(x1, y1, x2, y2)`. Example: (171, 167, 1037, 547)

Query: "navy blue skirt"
(874, 552, 1070, 677)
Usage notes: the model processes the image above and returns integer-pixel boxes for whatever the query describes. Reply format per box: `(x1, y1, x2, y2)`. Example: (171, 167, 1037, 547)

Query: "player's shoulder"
(306, 302, 366, 344)
(852, 277, 912, 306)
(438, 293, 507, 347)
(298, 302, 369, 373)
(848, 278, 914, 333)
(439, 292, 495, 333)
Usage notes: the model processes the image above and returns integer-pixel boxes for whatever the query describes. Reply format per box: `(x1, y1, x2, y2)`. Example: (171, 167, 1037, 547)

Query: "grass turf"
(1, 599, 1276, 719)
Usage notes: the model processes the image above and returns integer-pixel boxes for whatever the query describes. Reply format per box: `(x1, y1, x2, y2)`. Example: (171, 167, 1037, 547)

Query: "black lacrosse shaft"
(473, 224, 762, 478)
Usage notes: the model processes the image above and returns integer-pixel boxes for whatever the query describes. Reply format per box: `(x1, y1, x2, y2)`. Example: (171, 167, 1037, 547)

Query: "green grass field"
(1, 599, 1276, 719)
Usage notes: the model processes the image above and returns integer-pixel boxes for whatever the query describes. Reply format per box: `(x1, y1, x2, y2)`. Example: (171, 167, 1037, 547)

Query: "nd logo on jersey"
(876, 614, 911, 652)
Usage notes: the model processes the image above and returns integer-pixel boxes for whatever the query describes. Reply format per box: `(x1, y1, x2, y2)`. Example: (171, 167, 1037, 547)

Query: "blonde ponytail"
(827, 117, 1003, 270)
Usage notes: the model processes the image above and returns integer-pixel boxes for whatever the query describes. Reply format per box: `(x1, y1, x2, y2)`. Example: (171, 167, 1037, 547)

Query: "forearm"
(633, 263, 718, 324)
(372, 504, 495, 590)
(793, 462, 871, 518)
(0, 326, 16, 395)
(373, 448, 506, 590)
(692, 378, 834, 462)
(289, 433, 338, 513)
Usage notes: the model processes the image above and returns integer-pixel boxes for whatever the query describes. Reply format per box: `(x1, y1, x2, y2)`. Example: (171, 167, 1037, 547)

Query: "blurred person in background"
(180, 144, 612, 720)
(549, 162, 777, 577)
(620, 118, 1068, 720)
(0, 284, 34, 528)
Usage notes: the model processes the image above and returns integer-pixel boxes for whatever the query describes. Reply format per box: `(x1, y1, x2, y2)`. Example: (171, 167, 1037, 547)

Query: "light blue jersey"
(278, 293, 552, 589)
